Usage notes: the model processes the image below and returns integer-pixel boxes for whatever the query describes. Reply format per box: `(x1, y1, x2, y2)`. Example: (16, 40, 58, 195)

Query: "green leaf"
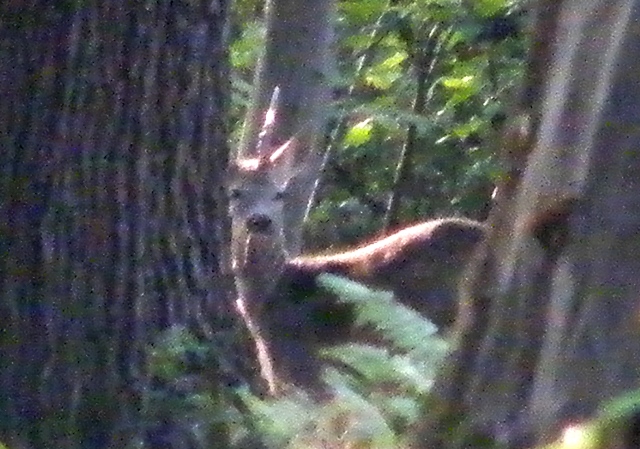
(316, 274, 447, 356)
(473, 0, 511, 18)
(450, 117, 483, 138)
(339, 0, 388, 25)
(440, 75, 480, 106)
(321, 369, 398, 449)
(229, 21, 264, 70)
(344, 119, 374, 147)
(364, 51, 408, 90)
(441, 75, 475, 89)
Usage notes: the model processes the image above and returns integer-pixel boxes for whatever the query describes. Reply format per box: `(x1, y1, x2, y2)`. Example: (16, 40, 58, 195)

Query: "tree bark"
(238, 0, 335, 256)
(0, 2, 231, 447)
(417, 1, 640, 448)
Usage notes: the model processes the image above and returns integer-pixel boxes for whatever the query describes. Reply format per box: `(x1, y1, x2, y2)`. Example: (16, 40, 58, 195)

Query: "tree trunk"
(238, 0, 335, 256)
(418, 1, 640, 448)
(0, 2, 231, 448)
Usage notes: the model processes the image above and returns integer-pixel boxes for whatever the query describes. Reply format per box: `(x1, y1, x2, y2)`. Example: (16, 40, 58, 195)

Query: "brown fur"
(288, 217, 486, 326)
(228, 96, 486, 396)
(293, 218, 484, 277)
(260, 217, 486, 395)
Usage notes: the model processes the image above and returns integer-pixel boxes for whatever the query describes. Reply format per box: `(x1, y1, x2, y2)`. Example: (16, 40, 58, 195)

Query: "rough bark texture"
(0, 2, 231, 448)
(418, 1, 640, 448)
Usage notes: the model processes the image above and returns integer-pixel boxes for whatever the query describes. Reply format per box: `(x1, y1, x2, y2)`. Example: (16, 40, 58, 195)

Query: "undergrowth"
(241, 274, 449, 449)
(147, 274, 449, 449)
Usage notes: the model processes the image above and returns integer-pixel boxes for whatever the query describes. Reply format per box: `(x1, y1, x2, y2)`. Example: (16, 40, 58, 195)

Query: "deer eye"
(273, 191, 286, 201)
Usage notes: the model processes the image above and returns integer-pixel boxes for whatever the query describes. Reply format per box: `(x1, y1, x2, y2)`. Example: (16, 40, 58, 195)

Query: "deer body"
(229, 152, 485, 396)
(291, 217, 485, 327)
(260, 218, 485, 394)
(229, 165, 485, 394)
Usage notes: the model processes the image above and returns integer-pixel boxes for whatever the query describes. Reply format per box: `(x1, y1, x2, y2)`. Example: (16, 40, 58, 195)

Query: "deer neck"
(233, 227, 287, 308)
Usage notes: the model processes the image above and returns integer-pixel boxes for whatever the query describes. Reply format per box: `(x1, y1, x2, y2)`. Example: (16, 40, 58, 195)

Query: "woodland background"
(2, 0, 640, 448)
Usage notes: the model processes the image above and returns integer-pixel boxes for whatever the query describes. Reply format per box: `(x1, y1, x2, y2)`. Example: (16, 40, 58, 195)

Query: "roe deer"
(228, 87, 306, 395)
(228, 89, 486, 397)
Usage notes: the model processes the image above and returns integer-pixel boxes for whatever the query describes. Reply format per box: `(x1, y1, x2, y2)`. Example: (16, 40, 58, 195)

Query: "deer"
(228, 88, 486, 398)
(227, 87, 302, 396)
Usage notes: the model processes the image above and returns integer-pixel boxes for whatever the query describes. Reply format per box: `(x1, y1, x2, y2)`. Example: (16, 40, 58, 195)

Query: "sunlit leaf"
(441, 75, 475, 89)
(230, 21, 264, 70)
(344, 119, 374, 147)
(364, 51, 407, 89)
(380, 50, 407, 69)
(473, 0, 510, 17)
(339, 0, 388, 25)
(450, 117, 483, 138)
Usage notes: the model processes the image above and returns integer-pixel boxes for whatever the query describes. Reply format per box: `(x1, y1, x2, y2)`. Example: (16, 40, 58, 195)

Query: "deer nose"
(247, 214, 273, 233)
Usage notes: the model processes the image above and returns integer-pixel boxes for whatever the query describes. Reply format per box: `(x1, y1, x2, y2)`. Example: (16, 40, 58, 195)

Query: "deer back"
(260, 217, 486, 394)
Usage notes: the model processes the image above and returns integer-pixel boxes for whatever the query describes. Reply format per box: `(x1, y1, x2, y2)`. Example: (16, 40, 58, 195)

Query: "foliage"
(145, 276, 448, 449)
(533, 389, 640, 449)
(146, 326, 252, 448)
(212, 0, 528, 446)
(230, 0, 526, 248)
(241, 274, 449, 449)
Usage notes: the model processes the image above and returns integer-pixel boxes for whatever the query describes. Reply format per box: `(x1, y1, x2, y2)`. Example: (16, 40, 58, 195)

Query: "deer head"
(228, 138, 297, 289)
(228, 88, 301, 294)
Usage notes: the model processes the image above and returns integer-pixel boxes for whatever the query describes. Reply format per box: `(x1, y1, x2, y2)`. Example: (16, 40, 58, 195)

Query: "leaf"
(344, 119, 374, 147)
(440, 75, 480, 106)
(321, 369, 398, 449)
(339, 0, 388, 25)
(450, 117, 483, 138)
(473, 0, 511, 18)
(441, 75, 475, 89)
(364, 51, 408, 90)
(229, 21, 264, 70)
(241, 390, 319, 447)
(316, 274, 448, 359)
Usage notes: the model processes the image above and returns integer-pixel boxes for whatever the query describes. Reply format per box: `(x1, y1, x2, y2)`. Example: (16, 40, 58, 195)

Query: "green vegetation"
(149, 275, 448, 448)
(162, 1, 528, 447)
(231, 0, 525, 248)
(147, 277, 640, 449)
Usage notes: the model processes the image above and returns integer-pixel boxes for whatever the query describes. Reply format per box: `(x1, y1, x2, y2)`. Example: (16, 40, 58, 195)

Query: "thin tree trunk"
(305, 1, 400, 225)
(383, 23, 443, 232)
(238, 0, 335, 257)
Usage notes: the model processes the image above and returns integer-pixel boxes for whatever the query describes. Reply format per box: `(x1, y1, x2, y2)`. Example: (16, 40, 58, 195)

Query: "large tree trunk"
(0, 2, 231, 448)
(418, 1, 640, 448)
